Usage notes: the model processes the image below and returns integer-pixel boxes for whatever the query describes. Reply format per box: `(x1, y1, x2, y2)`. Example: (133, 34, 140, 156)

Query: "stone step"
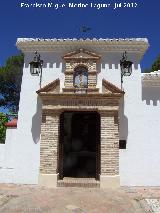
(57, 177, 100, 188)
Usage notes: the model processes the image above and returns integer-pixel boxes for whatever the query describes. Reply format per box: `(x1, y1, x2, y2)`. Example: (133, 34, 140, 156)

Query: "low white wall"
(4, 128, 17, 168)
(0, 144, 5, 167)
(0, 128, 17, 183)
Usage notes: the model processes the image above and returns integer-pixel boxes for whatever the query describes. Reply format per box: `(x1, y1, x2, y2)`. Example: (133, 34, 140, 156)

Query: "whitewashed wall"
(10, 52, 64, 184)
(119, 67, 160, 186)
(1, 46, 160, 186)
(0, 51, 66, 184)
(0, 144, 5, 167)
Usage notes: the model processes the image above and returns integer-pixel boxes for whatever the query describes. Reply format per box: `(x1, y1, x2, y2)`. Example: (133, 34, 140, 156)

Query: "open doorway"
(59, 111, 100, 180)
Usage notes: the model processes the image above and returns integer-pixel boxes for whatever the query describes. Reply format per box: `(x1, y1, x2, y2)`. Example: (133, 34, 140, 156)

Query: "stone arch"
(71, 62, 93, 72)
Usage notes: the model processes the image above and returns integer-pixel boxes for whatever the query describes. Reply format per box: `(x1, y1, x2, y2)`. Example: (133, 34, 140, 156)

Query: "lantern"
(120, 51, 133, 84)
(29, 51, 43, 76)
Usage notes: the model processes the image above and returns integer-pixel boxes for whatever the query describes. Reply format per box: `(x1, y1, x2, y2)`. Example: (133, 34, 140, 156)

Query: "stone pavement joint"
(0, 194, 17, 208)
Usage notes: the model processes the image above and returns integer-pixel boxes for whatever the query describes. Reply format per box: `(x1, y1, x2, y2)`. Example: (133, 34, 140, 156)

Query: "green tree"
(151, 55, 160, 72)
(0, 54, 24, 113)
(0, 113, 8, 144)
(143, 68, 152, 73)
(143, 55, 160, 73)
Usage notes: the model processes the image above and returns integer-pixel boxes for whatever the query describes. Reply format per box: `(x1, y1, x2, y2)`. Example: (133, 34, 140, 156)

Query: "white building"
(1, 38, 160, 188)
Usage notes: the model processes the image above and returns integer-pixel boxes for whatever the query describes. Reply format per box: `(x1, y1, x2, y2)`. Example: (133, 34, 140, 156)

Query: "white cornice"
(17, 38, 148, 42)
(142, 70, 160, 87)
(16, 38, 149, 57)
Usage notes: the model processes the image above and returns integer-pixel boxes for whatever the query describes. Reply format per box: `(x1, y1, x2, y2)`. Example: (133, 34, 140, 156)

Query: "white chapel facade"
(1, 38, 160, 188)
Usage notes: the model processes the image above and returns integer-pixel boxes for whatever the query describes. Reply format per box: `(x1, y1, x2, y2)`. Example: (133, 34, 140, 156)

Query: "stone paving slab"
(0, 184, 160, 213)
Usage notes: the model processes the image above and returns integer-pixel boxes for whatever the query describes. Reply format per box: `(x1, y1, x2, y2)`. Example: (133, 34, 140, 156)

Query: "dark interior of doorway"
(60, 111, 100, 179)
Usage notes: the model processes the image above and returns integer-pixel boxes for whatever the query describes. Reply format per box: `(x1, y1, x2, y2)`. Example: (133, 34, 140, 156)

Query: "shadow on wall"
(119, 97, 128, 143)
(24, 50, 140, 72)
(142, 87, 160, 106)
(31, 97, 42, 144)
(101, 52, 139, 70)
(24, 52, 65, 72)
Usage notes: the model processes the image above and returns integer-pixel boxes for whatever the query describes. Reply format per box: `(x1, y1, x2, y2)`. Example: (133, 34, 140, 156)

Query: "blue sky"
(0, 0, 160, 71)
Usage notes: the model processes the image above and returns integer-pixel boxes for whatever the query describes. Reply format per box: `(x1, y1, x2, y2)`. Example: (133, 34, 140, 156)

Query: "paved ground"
(0, 184, 160, 213)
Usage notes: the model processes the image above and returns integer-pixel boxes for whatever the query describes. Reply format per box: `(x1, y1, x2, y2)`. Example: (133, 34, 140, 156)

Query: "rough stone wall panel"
(100, 112, 119, 176)
(40, 114, 59, 174)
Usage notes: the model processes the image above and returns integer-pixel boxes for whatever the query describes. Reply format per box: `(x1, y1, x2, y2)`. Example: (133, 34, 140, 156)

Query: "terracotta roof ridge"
(5, 119, 17, 128)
